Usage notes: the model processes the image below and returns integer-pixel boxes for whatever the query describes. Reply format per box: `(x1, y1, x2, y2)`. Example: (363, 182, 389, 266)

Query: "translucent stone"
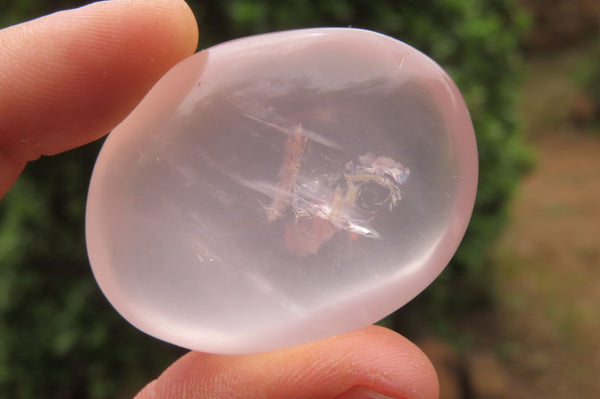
(86, 28, 478, 354)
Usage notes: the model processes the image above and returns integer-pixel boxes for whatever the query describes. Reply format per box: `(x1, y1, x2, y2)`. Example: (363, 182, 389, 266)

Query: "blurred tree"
(518, 0, 600, 51)
(577, 41, 600, 127)
(1, 0, 530, 397)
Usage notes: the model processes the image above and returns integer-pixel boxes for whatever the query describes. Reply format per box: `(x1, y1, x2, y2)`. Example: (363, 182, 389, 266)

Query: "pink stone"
(86, 28, 478, 354)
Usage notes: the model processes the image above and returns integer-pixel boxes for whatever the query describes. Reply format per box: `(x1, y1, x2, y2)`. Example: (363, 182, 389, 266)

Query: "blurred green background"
(1, 1, 599, 398)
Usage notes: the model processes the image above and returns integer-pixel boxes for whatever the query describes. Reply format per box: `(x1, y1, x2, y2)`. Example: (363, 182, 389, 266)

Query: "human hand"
(0, 1, 438, 398)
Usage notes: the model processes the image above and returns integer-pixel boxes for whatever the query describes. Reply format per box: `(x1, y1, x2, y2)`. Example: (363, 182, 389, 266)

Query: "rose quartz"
(86, 28, 478, 354)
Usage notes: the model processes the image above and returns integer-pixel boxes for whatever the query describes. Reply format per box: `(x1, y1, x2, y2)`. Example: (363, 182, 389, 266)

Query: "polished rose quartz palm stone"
(86, 28, 478, 354)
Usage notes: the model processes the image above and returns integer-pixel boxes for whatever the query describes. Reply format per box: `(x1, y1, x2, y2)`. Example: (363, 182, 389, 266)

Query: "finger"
(135, 326, 439, 399)
(0, 0, 198, 198)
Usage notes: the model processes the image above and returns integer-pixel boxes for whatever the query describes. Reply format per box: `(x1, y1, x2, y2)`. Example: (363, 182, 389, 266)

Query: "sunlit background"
(1, 1, 598, 398)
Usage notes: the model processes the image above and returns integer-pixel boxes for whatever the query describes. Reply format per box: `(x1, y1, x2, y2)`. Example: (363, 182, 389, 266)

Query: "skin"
(0, 1, 439, 398)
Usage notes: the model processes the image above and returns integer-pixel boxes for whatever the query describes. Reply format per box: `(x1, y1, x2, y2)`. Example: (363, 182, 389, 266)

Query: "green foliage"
(578, 40, 600, 125)
(1, 0, 531, 397)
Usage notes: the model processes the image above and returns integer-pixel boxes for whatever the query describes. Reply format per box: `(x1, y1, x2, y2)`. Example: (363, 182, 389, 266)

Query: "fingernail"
(333, 386, 401, 399)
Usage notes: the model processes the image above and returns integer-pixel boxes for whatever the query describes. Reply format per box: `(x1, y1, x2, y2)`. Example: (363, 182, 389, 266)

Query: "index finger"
(0, 0, 199, 198)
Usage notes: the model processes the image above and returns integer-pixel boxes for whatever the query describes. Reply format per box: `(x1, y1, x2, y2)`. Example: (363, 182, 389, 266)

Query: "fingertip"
(136, 326, 439, 399)
(327, 326, 440, 399)
(84, 0, 200, 59)
(0, 0, 199, 197)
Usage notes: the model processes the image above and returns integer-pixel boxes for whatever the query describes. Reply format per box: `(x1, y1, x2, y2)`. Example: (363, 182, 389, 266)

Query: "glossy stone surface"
(86, 28, 478, 354)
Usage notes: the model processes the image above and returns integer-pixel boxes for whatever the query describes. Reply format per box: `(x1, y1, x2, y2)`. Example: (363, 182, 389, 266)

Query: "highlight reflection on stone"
(86, 28, 478, 354)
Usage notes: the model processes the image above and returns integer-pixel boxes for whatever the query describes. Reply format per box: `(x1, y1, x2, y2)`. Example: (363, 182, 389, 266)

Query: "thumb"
(135, 326, 439, 399)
